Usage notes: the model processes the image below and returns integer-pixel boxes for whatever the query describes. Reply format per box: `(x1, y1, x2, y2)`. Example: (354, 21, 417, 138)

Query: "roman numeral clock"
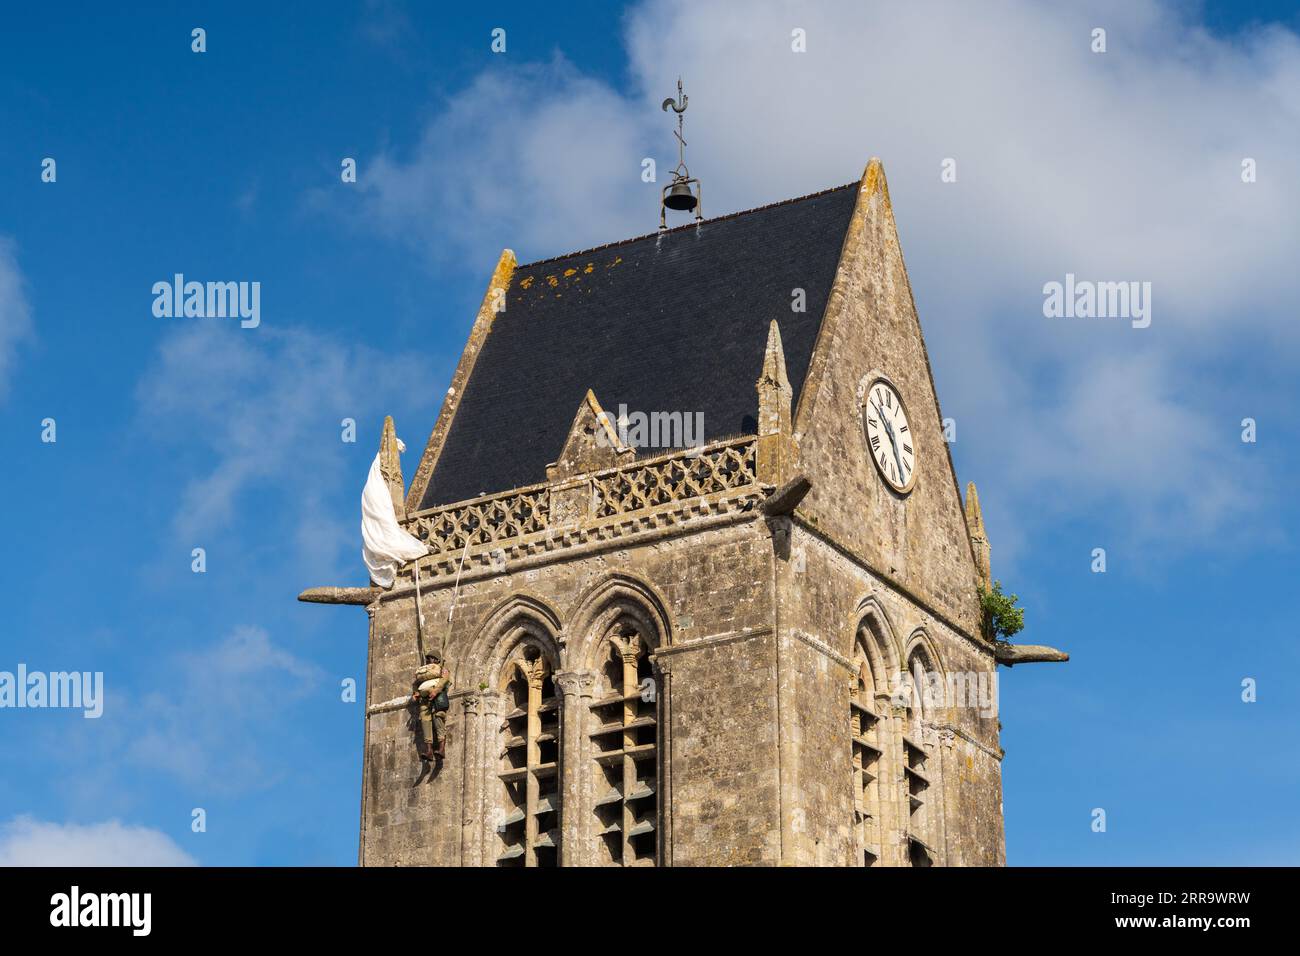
(864, 377, 916, 493)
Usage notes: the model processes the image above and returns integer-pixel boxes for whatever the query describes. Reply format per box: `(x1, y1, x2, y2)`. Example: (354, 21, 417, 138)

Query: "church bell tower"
(301, 150, 1066, 866)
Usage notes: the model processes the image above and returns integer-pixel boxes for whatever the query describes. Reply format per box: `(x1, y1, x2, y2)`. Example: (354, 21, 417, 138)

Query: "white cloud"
(22, 625, 327, 799)
(337, 0, 1300, 558)
(135, 323, 425, 581)
(0, 816, 196, 867)
(0, 237, 34, 401)
(183, 624, 321, 687)
(126, 626, 324, 789)
(354, 57, 655, 267)
(359, 0, 415, 56)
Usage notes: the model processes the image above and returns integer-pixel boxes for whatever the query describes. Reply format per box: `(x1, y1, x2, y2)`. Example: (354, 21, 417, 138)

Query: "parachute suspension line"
(413, 560, 426, 664)
(444, 538, 473, 659)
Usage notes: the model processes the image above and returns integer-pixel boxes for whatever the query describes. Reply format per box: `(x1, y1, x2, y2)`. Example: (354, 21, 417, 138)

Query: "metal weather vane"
(662, 78, 689, 175)
(660, 77, 702, 229)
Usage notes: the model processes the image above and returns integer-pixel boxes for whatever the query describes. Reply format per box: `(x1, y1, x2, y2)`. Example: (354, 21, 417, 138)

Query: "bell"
(664, 181, 697, 212)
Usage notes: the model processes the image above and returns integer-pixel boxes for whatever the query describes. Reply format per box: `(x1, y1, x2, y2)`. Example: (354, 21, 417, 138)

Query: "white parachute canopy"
(361, 439, 428, 589)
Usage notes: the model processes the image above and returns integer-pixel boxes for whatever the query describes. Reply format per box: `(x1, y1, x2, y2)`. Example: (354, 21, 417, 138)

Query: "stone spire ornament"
(965, 481, 991, 585)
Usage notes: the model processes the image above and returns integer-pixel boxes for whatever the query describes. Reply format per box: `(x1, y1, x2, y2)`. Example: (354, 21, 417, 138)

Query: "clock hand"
(871, 400, 890, 434)
(887, 421, 906, 484)
(871, 401, 893, 446)
(872, 400, 906, 482)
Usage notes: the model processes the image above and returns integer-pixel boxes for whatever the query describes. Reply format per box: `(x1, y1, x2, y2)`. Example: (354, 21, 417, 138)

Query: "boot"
(435, 736, 446, 760)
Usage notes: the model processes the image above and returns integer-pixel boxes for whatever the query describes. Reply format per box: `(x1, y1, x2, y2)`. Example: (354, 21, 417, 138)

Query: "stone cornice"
(935, 723, 1004, 761)
(652, 626, 774, 659)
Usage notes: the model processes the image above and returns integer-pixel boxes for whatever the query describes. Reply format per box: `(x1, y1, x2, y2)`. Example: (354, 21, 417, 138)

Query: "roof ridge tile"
(516, 181, 860, 270)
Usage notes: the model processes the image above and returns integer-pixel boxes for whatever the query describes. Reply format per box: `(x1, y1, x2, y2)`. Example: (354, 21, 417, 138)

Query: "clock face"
(863, 379, 916, 493)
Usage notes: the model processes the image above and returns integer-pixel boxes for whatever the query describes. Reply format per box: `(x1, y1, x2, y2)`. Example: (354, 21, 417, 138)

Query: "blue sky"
(1, 0, 1297, 865)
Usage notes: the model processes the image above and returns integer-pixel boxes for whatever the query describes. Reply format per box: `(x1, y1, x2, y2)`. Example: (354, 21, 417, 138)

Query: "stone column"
(935, 726, 955, 867)
(616, 637, 643, 864)
(652, 653, 673, 866)
(848, 675, 864, 866)
(884, 696, 909, 867)
(478, 691, 505, 867)
(359, 603, 378, 867)
(554, 669, 597, 866)
(524, 661, 546, 867)
(458, 692, 482, 867)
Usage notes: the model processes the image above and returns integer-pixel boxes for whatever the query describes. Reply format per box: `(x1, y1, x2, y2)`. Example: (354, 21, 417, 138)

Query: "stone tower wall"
(360, 514, 786, 866)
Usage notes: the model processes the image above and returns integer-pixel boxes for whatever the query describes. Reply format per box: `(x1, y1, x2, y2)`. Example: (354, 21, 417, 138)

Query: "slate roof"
(417, 181, 860, 510)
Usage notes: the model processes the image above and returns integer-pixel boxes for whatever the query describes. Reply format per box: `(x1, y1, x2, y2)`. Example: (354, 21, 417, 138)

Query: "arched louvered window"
(496, 642, 561, 867)
(590, 621, 659, 866)
(903, 647, 936, 867)
(850, 643, 883, 866)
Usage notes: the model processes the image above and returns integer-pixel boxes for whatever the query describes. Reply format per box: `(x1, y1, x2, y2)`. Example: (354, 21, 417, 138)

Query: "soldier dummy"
(411, 652, 452, 761)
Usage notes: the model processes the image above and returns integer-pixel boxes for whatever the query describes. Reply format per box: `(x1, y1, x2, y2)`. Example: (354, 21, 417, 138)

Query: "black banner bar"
(0, 866, 1278, 942)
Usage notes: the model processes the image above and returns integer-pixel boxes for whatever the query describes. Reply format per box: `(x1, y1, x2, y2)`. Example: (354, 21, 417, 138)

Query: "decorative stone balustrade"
(402, 437, 759, 568)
